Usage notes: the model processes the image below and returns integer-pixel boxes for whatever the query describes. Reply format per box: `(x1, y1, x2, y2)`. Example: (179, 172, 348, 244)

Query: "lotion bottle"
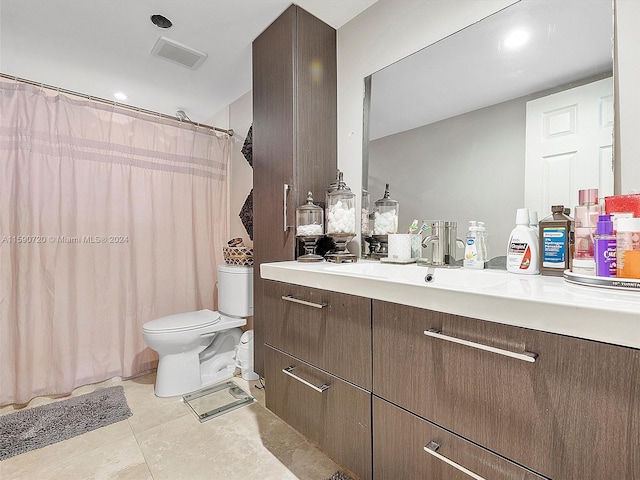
(507, 208, 540, 274)
(463, 221, 484, 269)
(594, 214, 616, 277)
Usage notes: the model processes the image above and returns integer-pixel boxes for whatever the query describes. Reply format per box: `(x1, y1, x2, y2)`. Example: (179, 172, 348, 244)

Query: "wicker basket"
(223, 246, 254, 266)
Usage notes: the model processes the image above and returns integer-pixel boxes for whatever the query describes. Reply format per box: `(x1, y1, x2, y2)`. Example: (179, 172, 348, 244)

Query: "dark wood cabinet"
(373, 300, 640, 479)
(263, 280, 372, 389)
(252, 5, 337, 377)
(265, 346, 372, 480)
(374, 397, 546, 480)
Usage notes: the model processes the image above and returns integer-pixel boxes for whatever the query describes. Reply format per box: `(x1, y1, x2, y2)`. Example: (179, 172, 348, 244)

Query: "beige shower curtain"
(0, 82, 229, 405)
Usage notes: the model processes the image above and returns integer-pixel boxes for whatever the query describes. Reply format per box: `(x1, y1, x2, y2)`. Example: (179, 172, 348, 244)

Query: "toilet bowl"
(142, 265, 253, 397)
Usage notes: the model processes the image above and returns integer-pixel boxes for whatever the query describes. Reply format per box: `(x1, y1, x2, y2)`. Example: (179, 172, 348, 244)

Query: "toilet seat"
(143, 309, 221, 334)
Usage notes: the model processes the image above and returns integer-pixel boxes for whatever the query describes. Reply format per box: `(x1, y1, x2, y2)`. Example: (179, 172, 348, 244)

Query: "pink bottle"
(574, 189, 603, 260)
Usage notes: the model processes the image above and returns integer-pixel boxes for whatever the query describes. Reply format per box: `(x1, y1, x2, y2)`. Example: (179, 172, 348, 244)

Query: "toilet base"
(153, 325, 245, 397)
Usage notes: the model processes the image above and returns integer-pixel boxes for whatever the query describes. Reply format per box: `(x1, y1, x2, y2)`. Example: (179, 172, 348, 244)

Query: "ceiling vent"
(151, 36, 208, 70)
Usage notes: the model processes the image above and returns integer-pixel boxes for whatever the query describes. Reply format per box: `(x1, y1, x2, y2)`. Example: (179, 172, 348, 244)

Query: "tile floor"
(0, 372, 343, 480)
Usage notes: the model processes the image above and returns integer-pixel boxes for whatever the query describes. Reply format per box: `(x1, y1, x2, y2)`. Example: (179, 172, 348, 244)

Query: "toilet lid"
(143, 309, 221, 333)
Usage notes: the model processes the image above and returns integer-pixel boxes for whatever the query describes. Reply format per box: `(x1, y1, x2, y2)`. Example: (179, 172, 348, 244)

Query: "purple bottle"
(594, 214, 617, 277)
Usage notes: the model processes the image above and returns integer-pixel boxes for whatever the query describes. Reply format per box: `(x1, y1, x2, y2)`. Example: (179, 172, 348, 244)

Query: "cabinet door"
(252, 5, 337, 377)
(265, 346, 372, 480)
(374, 397, 545, 480)
(373, 300, 640, 479)
(264, 280, 372, 389)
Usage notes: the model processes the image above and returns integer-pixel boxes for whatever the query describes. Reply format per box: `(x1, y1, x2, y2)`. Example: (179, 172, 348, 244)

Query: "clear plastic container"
(616, 217, 640, 278)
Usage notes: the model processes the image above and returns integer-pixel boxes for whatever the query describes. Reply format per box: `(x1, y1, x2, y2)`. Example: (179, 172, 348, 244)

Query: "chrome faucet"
(420, 220, 463, 267)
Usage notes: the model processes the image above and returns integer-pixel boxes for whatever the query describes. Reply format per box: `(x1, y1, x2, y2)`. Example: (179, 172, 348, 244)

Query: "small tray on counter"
(563, 270, 640, 292)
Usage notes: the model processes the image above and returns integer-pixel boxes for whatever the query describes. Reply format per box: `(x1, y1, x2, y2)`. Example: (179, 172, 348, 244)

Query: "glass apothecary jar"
(373, 183, 399, 235)
(326, 172, 356, 235)
(295, 191, 324, 262)
(361, 189, 371, 237)
(296, 192, 324, 236)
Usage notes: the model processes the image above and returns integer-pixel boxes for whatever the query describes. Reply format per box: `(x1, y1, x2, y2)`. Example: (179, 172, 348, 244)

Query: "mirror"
(364, 0, 614, 259)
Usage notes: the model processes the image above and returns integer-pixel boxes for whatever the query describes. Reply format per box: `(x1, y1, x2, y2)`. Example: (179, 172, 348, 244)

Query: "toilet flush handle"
(200, 332, 217, 338)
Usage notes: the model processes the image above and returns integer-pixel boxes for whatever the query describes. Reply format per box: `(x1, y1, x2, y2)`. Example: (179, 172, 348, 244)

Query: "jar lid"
(616, 217, 640, 232)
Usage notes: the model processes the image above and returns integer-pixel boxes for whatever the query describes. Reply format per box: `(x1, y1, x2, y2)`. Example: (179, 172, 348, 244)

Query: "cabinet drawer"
(264, 280, 372, 389)
(373, 300, 640, 480)
(265, 345, 372, 480)
(374, 396, 545, 480)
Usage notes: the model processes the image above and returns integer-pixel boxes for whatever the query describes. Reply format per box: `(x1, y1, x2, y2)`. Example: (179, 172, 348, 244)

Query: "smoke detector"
(151, 36, 208, 70)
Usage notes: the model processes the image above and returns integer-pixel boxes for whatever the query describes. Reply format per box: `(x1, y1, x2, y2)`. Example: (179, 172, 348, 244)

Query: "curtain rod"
(0, 72, 234, 137)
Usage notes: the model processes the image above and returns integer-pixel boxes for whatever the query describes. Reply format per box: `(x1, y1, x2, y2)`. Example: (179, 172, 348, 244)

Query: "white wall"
(337, 0, 517, 250)
(207, 91, 254, 247)
(228, 92, 254, 246)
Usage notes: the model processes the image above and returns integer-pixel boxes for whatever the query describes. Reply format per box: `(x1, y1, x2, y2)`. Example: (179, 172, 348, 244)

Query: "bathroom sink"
(323, 262, 509, 289)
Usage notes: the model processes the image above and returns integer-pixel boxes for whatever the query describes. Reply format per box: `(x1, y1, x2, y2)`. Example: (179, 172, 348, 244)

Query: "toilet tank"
(217, 265, 253, 317)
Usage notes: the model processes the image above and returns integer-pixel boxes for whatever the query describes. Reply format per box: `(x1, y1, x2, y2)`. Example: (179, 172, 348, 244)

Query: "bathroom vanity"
(260, 261, 640, 480)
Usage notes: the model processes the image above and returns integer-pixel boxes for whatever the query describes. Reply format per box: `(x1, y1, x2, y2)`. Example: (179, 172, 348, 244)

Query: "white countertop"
(261, 260, 640, 350)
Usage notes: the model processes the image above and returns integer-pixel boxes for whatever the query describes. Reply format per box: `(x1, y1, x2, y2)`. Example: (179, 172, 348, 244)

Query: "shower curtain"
(0, 82, 229, 405)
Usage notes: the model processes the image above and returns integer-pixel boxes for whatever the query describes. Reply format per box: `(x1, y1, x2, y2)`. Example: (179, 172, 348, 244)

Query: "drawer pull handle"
(281, 295, 328, 309)
(282, 366, 330, 393)
(424, 441, 486, 480)
(424, 329, 537, 363)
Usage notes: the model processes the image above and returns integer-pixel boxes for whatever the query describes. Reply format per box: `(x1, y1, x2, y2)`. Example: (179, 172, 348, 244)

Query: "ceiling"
(0, 0, 378, 124)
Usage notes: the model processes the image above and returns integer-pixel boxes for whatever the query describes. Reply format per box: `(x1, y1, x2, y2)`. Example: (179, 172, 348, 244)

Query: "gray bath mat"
(0, 385, 132, 461)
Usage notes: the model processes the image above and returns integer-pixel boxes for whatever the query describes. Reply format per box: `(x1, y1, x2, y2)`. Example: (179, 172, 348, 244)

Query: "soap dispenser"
(463, 221, 484, 269)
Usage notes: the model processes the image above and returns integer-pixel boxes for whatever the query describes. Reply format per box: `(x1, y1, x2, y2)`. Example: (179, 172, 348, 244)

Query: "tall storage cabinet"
(252, 5, 337, 376)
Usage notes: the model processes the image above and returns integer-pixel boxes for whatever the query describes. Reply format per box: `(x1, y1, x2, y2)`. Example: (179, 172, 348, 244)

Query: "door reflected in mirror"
(364, 0, 613, 259)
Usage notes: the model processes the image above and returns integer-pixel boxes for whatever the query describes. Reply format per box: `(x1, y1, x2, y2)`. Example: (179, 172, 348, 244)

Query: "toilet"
(142, 265, 253, 397)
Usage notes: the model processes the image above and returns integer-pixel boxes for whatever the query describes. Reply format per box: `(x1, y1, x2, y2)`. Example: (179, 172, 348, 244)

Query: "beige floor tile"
(137, 399, 340, 480)
(1, 372, 342, 480)
(1, 428, 148, 480)
(122, 372, 192, 434)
